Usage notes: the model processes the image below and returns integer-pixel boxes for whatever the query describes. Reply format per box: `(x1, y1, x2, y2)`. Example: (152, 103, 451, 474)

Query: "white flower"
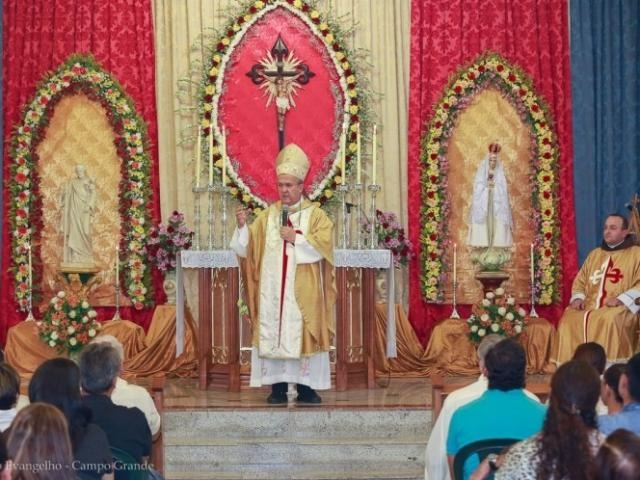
(57, 291, 66, 298)
(81, 301, 89, 309)
(506, 312, 514, 321)
(69, 310, 77, 319)
(518, 308, 526, 316)
(67, 326, 75, 334)
(478, 328, 486, 337)
(507, 297, 515, 305)
(50, 331, 58, 340)
(495, 287, 505, 296)
(82, 316, 88, 324)
(482, 299, 491, 307)
(480, 314, 489, 322)
(470, 325, 478, 332)
(49, 340, 56, 347)
(88, 329, 96, 337)
(485, 292, 495, 300)
(498, 307, 507, 316)
(69, 337, 77, 346)
(515, 325, 522, 333)
(54, 304, 62, 311)
(491, 323, 500, 332)
(88, 310, 97, 319)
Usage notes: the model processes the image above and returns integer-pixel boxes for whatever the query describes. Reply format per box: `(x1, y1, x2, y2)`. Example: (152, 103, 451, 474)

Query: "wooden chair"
(148, 375, 165, 475)
(431, 374, 550, 421)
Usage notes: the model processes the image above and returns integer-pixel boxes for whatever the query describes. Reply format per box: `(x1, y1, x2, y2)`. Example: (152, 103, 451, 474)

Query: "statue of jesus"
(61, 164, 96, 267)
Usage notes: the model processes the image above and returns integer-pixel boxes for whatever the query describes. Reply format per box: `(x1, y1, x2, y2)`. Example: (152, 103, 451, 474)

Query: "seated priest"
(555, 214, 640, 364)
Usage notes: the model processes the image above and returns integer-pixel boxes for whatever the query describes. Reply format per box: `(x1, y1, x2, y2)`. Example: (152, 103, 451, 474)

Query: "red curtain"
(407, 0, 578, 344)
(1, 0, 161, 343)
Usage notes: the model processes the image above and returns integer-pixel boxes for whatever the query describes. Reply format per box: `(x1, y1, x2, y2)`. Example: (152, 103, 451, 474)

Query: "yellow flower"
(346, 75, 355, 84)
(213, 54, 221, 63)
(221, 38, 230, 46)
(349, 105, 358, 115)
(254, 207, 263, 215)
(324, 189, 333, 199)
(201, 119, 211, 128)
(342, 61, 349, 70)
(205, 84, 215, 95)
(209, 67, 219, 76)
(214, 158, 223, 167)
(211, 146, 219, 155)
(319, 23, 328, 31)
(325, 34, 334, 44)
(244, 14, 252, 22)
(254, 0, 264, 8)
(242, 194, 252, 203)
(335, 51, 345, 61)
(204, 103, 213, 111)
(293, 0, 302, 8)
(348, 89, 357, 98)
(350, 124, 358, 132)
(229, 187, 238, 196)
(311, 10, 320, 19)
(233, 24, 240, 32)
(349, 142, 357, 152)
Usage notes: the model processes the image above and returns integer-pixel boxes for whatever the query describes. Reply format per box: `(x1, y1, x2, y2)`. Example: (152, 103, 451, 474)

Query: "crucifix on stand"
(246, 35, 315, 150)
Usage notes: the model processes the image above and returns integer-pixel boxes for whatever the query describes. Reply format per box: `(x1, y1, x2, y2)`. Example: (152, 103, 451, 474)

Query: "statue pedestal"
(474, 270, 509, 297)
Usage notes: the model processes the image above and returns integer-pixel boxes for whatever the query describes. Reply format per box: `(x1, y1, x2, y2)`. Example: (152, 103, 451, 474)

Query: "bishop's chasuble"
(554, 240, 640, 364)
(230, 199, 336, 389)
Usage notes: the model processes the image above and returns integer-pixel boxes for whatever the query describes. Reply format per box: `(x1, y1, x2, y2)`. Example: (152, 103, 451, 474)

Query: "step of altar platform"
(162, 408, 430, 480)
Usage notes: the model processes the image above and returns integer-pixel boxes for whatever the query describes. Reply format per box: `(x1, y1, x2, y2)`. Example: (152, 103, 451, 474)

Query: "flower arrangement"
(363, 210, 414, 267)
(420, 52, 560, 304)
(146, 211, 194, 272)
(38, 291, 100, 355)
(200, 0, 369, 209)
(466, 288, 527, 344)
(8, 54, 154, 311)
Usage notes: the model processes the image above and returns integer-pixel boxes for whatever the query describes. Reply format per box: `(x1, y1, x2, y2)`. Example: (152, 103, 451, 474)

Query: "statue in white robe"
(61, 164, 96, 267)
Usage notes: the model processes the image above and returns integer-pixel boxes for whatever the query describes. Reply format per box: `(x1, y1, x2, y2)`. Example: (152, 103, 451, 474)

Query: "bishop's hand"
(280, 226, 296, 244)
(570, 298, 585, 310)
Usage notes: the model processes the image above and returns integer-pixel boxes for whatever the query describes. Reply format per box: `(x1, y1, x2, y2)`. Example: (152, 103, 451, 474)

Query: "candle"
(530, 243, 535, 285)
(221, 129, 227, 185)
(372, 124, 377, 185)
(340, 126, 346, 184)
(27, 243, 32, 290)
(115, 246, 119, 284)
(453, 243, 457, 285)
(208, 131, 213, 186)
(356, 123, 361, 184)
(195, 126, 202, 187)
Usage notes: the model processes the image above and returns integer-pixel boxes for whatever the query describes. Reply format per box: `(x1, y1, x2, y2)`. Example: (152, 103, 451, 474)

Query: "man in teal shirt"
(446, 338, 546, 479)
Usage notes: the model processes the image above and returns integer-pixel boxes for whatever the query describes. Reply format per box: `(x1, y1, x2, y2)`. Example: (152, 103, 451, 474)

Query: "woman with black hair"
(602, 363, 626, 415)
(29, 357, 114, 480)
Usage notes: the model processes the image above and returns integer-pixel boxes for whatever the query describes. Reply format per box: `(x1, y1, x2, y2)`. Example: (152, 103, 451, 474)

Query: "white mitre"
(275, 143, 310, 181)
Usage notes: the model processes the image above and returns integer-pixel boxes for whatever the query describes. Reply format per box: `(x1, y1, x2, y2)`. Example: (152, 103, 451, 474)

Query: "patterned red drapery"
(407, 0, 578, 344)
(1, 0, 161, 343)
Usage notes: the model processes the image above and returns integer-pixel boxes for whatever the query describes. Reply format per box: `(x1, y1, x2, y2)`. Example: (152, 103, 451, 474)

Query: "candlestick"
(529, 242, 539, 317)
(195, 126, 202, 188)
(115, 245, 119, 280)
(340, 126, 346, 184)
(25, 243, 34, 321)
(356, 123, 361, 184)
(112, 245, 121, 320)
(530, 243, 534, 285)
(208, 131, 213, 186)
(453, 243, 457, 285)
(221, 130, 227, 185)
(372, 125, 377, 185)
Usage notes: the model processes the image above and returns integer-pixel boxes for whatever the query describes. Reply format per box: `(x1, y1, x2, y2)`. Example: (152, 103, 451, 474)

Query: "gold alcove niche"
(444, 87, 535, 305)
(37, 93, 130, 308)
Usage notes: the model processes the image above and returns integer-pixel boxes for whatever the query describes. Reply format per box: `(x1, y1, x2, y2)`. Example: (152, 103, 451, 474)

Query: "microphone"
(281, 204, 289, 227)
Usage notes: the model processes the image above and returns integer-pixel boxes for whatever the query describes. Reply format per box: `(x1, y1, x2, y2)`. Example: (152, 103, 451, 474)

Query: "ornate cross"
(247, 35, 315, 150)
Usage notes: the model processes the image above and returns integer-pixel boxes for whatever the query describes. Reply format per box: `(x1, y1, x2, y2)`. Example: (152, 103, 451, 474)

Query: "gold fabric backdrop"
(446, 88, 535, 305)
(37, 94, 127, 308)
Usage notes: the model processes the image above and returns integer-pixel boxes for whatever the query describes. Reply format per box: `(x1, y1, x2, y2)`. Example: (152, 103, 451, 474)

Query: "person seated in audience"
(446, 338, 546, 480)
(472, 359, 604, 479)
(29, 357, 114, 480)
(5, 402, 77, 480)
(573, 341, 608, 414)
(0, 363, 20, 431)
(91, 335, 161, 438)
(599, 352, 640, 435)
(595, 429, 640, 480)
(426, 334, 508, 480)
(79, 342, 152, 465)
(602, 363, 626, 415)
(0, 430, 9, 480)
(555, 214, 640, 364)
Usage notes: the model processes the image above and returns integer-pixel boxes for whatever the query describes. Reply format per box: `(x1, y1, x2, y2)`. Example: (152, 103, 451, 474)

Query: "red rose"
(544, 249, 552, 257)
(17, 226, 27, 236)
(508, 73, 516, 82)
(23, 125, 31, 133)
(427, 191, 435, 199)
(333, 43, 340, 52)
(543, 175, 550, 182)
(344, 68, 353, 77)
(430, 252, 437, 260)
(468, 72, 475, 80)
(542, 138, 550, 145)
(249, 6, 256, 13)
(302, 4, 310, 12)
(430, 175, 437, 183)
(238, 16, 245, 25)
(16, 208, 27, 218)
(216, 42, 225, 52)
(15, 172, 27, 183)
(531, 104, 539, 112)
(478, 65, 485, 72)
(543, 191, 551, 199)
(429, 234, 437, 241)
(544, 209, 551, 216)
(351, 115, 359, 123)
(543, 152, 551, 159)
(430, 153, 437, 160)
(454, 86, 462, 94)
(539, 122, 546, 127)
(519, 89, 527, 96)
(434, 121, 442, 128)
(545, 232, 552, 239)
(443, 103, 449, 110)
(496, 64, 504, 72)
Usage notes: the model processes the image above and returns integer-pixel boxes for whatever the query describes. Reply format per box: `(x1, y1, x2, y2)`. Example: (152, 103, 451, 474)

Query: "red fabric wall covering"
(1, 0, 162, 343)
(407, 0, 578, 344)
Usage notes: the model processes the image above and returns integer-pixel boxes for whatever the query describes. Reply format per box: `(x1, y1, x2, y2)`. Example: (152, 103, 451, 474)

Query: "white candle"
(208, 131, 213, 186)
(195, 126, 202, 188)
(221, 129, 227, 185)
(115, 246, 119, 284)
(27, 243, 32, 290)
(530, 243, 535, 285)
(356, 123, 361, 184)
(340, 126, 346, 184)
(372, 124, 377, 185)
(453, 243, 457, 285)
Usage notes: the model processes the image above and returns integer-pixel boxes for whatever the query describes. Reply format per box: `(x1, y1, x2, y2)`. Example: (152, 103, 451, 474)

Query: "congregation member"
(424, 334, 503, 480)
(79, 342, 152, 464)
(446, 338, 546, 479)
(231, 143, 336, 405)
(0, 362, 20, 431)
(472, 360, 603, 479)
(595, 429, 640, 480)
(29, 358, 113, 480)
(91, 335, 161, 437)
(5, 402, 77, 480)
(555, 214, 640, 364)
(602, 363, 626, 415)
(572, 341, 607, 414)
(599, 352, 640, 436)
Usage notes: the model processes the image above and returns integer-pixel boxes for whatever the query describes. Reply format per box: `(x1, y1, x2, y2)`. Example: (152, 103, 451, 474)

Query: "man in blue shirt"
(599, 352, 640, 435)
(446, 338, 546, 479)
